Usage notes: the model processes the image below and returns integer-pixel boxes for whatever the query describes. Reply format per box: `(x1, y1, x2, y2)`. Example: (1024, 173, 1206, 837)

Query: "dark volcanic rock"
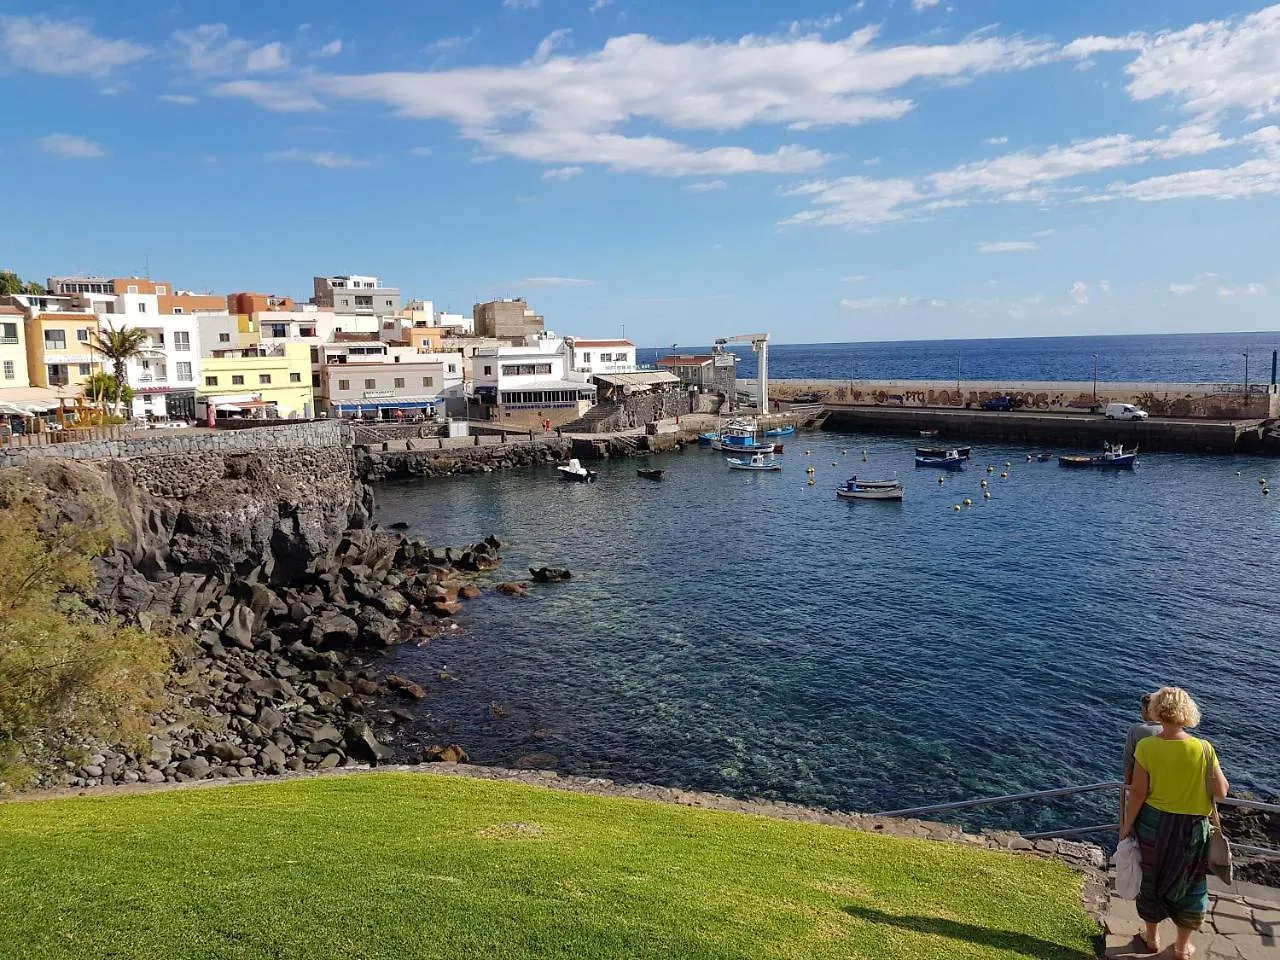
(386, 674, 427, 700)
(530, 567, 572, 583)
(422, 744, 469, 763)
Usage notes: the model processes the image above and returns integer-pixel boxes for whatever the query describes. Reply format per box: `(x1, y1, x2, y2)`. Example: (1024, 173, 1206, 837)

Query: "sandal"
(1137, 932, 1160, 954)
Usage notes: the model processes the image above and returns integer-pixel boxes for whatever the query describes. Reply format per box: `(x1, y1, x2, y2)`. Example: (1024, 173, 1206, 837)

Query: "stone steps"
(1104, 877, 1280, 959)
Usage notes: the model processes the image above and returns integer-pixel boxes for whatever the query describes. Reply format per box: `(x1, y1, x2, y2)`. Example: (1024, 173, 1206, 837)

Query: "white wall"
(570, 342, 637, 375)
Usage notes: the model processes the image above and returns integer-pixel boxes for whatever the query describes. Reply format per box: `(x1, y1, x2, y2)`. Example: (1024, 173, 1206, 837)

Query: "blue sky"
(4, 1, 1280, 345)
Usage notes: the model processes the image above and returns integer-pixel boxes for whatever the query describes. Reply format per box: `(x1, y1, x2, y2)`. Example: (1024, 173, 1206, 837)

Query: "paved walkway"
(1105, 877, 1280, 958)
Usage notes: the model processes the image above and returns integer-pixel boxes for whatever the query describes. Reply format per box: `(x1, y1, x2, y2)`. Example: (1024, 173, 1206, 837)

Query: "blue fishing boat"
(712, 419, 781, 454)
(914, 450, 965, 470)
(697, 432, 718, 446)
(763, 424, 796, 437)
(727, 452, 782, 471)
(1058, 443, 1138, 470)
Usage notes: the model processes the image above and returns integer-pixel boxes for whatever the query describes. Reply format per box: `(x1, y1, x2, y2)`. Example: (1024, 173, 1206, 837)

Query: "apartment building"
(312, 275, 400, 318)
(313, 333, 462, 418)
(198, 341, 313, 421)
(0, 305, 29, 388)
(22, 311, 102, 390)
(472, 332, 596, 427)
(567, 338, 637, 376)
(473, 298, 544, 344)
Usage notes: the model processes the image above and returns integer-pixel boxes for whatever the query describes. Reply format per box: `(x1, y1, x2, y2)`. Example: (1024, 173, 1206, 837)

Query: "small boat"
(919, 429, 940, 438)
(836, 477, 904, 501)
(916, 446, 971, 460)
(727, 452, 782, 472)
(636, 467, 665, 480)
(1037, 451, 1054, 462)
(557, 458, 598, 482)
(763, 424, 796, 437)
(697, 432, 718, 446)
(1058, 443, 1138, 470)
(915, 451, 965, 470)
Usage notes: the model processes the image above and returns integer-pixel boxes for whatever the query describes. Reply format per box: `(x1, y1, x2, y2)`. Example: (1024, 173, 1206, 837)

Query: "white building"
(314, 333, 462, 418)
(567, 338, 637, 377)
(312, 274, 400, 318)
(472, 332, 596, 427)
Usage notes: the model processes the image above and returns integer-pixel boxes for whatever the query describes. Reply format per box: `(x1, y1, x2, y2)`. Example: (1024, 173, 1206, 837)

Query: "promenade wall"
(774, 379, 1279, 420)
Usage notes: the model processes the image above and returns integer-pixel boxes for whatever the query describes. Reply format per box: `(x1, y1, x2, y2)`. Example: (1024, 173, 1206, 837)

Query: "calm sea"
(639, 331, 1280, 384)
(376, 430, 1280, 835)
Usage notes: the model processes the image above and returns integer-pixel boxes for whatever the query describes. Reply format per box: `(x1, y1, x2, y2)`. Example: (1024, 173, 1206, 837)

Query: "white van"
(1104, 402, 1148, 421)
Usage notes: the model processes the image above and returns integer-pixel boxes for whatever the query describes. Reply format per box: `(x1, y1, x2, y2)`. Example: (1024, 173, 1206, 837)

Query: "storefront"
(332, 398, 437, 421)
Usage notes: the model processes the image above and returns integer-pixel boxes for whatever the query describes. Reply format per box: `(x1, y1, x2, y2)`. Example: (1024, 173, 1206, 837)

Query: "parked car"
(1104, 402, 1148, 421)
(980, 395, 1016, 411)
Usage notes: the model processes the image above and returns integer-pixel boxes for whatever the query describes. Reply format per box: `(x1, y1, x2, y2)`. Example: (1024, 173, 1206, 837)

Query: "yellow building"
(23, 312, 103, 389)
(197, 341, 315, 420)
(0, 305, 30, 388)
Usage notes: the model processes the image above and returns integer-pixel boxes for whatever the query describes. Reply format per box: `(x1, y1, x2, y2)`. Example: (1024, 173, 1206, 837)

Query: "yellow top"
(1135, 735, 1216, 816)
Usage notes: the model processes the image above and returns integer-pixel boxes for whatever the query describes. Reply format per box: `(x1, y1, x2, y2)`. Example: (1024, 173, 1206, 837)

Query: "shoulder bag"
(1202, 739, 1234, 884)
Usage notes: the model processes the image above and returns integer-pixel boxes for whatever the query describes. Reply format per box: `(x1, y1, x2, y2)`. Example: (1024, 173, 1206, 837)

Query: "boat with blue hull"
(1058, 443, 1138, 470)
(727, 452, 782, 472)
(763, 424, 796, 437)
(836, 477, 904, 501)
(914, 451, 966, 470)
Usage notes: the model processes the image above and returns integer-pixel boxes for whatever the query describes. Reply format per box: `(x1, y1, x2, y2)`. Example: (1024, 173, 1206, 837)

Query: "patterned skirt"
(1135, 803, 1212, 930)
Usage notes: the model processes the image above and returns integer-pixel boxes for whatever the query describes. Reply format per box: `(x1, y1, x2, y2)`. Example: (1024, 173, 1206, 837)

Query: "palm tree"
(88, 324, 150, 418)
(81, 372, 132, 410)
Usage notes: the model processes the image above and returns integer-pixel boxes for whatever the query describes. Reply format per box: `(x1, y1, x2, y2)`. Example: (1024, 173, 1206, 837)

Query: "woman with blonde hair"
(1120, 686, 1229, 960)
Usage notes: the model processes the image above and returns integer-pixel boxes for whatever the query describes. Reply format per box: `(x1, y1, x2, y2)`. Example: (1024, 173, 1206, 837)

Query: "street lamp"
(1092, 353, 1098, 404)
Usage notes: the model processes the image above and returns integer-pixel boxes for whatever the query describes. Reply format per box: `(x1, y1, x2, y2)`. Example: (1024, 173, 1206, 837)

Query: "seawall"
(822, 405, 1267, 453)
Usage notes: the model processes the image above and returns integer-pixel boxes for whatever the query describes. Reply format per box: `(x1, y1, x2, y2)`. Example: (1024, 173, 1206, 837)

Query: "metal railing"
(876, 782, 1280, 858)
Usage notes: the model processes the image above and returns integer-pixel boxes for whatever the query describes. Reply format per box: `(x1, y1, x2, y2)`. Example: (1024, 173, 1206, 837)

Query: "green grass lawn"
(0, 773, 1099, 960)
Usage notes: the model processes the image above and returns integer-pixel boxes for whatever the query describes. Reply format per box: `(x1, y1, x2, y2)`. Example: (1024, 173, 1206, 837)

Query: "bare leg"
(1141, 921, 1160, 952)
(1173, 924, 1195, 958)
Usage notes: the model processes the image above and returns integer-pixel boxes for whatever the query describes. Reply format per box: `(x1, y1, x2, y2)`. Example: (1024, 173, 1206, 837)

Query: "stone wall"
(0, 419, 347, 468)
(574, 391, 696, 433)
(358, 438, 574, 482)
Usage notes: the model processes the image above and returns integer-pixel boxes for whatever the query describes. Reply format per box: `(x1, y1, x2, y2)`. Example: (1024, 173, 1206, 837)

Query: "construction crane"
(714, 332, 770, 413)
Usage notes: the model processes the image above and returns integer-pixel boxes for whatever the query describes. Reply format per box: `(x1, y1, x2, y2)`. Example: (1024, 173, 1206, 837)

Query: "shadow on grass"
(840, 904, 1096, 960)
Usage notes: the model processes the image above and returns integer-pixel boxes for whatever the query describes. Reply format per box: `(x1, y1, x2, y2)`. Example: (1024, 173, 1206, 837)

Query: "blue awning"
(335, 399, 437, 412)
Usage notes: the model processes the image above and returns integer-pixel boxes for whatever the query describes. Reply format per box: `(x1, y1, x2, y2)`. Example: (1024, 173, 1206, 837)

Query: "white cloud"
(504, 0, 541, 8)
(780, 175, 920, 226)
(213, 80, 323, 112)
(158, 93, 198, 105)
(842, 274, 874, 282)
(267, 148, 371, 169)
(985, 136, 1008, 145)
(318, 27, 1052, 175)
(409, 146, 434, 156)
(685, 179, 728, 192)
(912, 0, 943, 10)
(1099, 280, 1111, 294)
(316, 39, 342, 58)
(39, 133, 106, 158)
(1169, 283, 1198, 295)
(788, 14, 844, 36)
(0, 14, 149, 77)
(516, 277, 596, 287)
(589, 0, 612, 10)
(841, 296, 946, 310)
(1069, 281, 1089, 305)
(978, 240, 1037, 253)
(174, 24, 290, 75)
(1218, 283, 1266, 298)
(542, 165, 584, 180)
(533, 29, 572, 63)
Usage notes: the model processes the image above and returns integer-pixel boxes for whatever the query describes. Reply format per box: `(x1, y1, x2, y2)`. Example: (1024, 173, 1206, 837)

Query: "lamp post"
(955, 354, 961, 396)
(1092, 353, 1098, 404)
(1243, 351, 1250, 396)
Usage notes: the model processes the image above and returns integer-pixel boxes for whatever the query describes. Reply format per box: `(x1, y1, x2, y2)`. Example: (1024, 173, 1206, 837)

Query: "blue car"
(980, 395, 1016, 411)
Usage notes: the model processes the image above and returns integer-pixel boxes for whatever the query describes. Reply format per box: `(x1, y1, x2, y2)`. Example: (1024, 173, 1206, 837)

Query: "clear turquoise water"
(377, 432, 1280, 833)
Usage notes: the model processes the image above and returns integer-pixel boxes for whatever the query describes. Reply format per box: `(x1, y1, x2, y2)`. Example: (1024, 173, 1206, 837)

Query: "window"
(500, 363, 549, 376)
(311, 373, 320, 387)
(174, 331, 190, 351)
(340, 299, 350, 307)
(338, 379, 350, 391)
(300, 326, 316, 338)
(422, 376, 433, 387)
(232, 374, 244, 385)
(3, 360, 13, 379)
(205, 376, 219, 387)
(155, 286, 167, 296)
(364, 378, 376, 389)
(76, 328, 90, 342)
(259, 374, 271, 385)
(355, 296, 373, 308)
(269, 324, 287, 338)
(143, 394, 152, 405)
(138, 302, 147, 313)
(127, 285, 138, 294)
(176, 362, 192, 381)
(310, 347, 320, 364)
(448, 363, 458, 373)
(483, 365, 492, 376)
(583, 352, 592, 362)
(44, 330, 67, 350)
(394, 377, 405, 388)
(290, 372, 302, 383)
(78, 364, 92, 376)
(0, 322, 17, 344)
(219, 332, 231, 343)
(173, 307, 184, 314)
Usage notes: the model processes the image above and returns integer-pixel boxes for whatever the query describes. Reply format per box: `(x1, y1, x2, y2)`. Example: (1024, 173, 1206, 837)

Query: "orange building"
(226, 292, 298, 315)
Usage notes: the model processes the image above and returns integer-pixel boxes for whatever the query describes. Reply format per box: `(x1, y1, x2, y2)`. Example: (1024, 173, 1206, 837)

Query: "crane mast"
(713, 333, 769, 413)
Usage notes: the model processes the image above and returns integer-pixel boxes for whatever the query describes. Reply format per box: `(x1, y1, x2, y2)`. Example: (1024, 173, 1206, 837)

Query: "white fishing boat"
(836, 476, 904, 501)
(557, 458, 598, 482)
(726, 452, 782, 472)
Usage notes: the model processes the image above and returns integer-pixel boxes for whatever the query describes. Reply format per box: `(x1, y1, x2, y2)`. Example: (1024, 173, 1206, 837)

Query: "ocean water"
(639, 331, 1280, 385)
(376, 432, 1280, 834)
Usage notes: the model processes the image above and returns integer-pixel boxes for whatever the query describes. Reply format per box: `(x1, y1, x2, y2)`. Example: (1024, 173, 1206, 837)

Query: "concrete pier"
(821, 405, 1268, 453)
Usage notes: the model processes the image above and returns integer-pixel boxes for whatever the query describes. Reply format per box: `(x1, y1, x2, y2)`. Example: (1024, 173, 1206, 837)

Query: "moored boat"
(914, 450, 965, 470)
(1058, 443, 1138, 470)
(763, 424, 796, 437)
(916, 446, 971, 460)
(696, 432, 717, 446)
(557, 458, 598, 482)
(636, 467, 665, 480)
(919, 429, 939, 438)
(1037, 451, 1054, 462)
(726, 452, 782, 471)
(836, 476, 904, 501)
